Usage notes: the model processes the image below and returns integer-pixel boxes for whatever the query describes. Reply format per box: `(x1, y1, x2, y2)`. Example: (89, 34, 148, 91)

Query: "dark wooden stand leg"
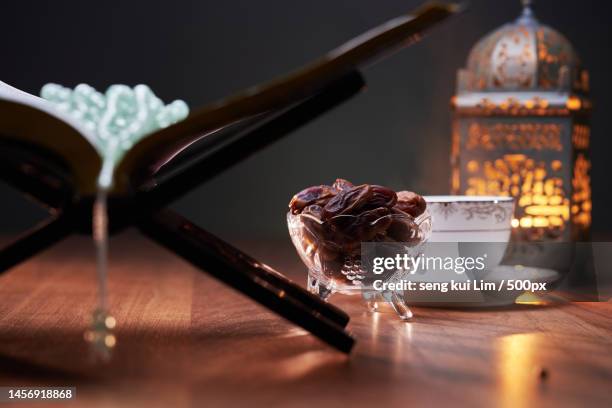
(139, 71, 366, 209)
(138, 209, 355, 353)
(0, 213, 73, 274)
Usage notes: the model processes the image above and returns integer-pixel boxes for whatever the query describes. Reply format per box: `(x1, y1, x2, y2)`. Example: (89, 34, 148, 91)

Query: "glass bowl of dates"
(287, 179, 431, 319)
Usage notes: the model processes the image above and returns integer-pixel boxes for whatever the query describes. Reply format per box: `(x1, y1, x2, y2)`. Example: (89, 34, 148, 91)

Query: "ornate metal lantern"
(451, 0, 591, 241)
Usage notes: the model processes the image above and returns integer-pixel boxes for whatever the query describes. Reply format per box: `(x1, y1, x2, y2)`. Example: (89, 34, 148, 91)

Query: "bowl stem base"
(386, 291, 413, 321)
(307, 274, 333, 301)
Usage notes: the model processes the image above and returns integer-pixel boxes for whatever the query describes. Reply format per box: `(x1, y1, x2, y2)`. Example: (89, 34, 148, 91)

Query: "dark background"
(1, 0, 611, 241)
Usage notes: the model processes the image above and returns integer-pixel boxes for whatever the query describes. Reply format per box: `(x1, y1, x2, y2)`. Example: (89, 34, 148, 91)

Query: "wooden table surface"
(0, 231, 610, 407)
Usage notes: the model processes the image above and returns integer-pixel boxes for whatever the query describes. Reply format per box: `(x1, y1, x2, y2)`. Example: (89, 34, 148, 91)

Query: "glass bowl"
(287, 209, 431, 319)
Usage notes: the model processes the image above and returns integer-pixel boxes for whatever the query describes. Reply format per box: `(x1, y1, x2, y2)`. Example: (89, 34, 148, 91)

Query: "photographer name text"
(373, 279, 547, 292)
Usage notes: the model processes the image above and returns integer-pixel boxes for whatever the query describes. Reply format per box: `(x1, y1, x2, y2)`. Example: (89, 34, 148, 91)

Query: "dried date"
(332, 178, 354, 191)
(289, 185, 336, 214)
(386, 215, 419, 243)
(394, 191, 426, 217)
(300, 205, 325, 242)
(367, 185, 397, 210)
(322, 184, 373, 219)
(329, 207, 391, 244)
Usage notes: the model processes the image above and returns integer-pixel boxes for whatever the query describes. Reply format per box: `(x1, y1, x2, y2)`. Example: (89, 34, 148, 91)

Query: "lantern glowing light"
(451, 0, 591, 241)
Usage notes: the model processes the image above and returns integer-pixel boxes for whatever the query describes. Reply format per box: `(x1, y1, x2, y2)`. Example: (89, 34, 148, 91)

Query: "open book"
(0, 2, 459, 198)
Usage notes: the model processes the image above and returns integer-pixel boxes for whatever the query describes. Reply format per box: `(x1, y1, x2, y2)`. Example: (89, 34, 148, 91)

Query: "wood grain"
(0, 232, 610, 407)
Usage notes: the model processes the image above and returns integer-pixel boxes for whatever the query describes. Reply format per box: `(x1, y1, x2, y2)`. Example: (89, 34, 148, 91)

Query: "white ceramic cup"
(424, 195, 514, 241)
(424, 195, 515, 267)
(404, 196, 516, 306)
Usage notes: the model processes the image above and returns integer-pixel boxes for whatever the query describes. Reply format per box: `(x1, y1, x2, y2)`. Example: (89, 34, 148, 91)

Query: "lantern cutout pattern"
(451, 0, 591, 241)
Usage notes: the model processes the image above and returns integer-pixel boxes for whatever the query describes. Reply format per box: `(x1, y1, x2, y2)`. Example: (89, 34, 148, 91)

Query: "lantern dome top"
(458, 0, 587, 94)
